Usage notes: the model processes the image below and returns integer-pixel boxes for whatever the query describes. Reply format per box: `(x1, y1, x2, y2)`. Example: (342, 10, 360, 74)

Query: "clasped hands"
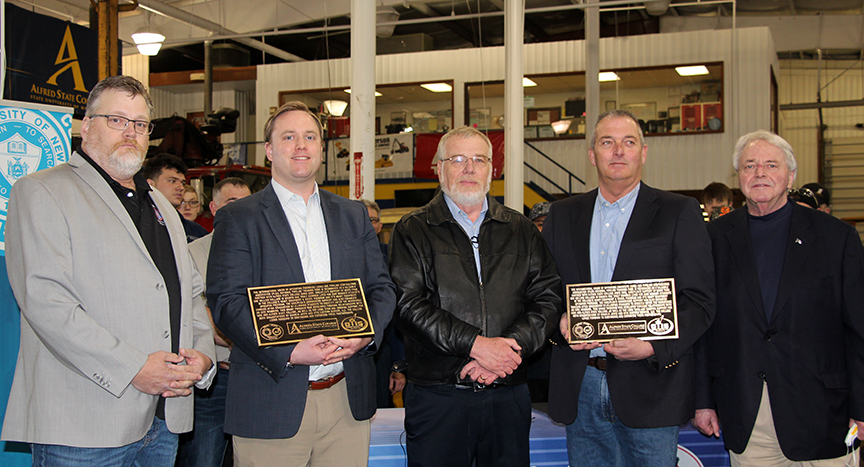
(289, 335, 372, 367)
(132, 348, 212, 398)
(459, 335, 522, 386)
(557, 313, 655, 360)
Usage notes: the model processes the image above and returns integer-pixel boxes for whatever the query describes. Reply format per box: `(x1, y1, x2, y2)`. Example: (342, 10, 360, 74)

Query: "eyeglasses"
(179, 200, 200, 208)
(91, 114, 154, 135)
(440, 155, 490, 168)
(369, 217, 380, 223)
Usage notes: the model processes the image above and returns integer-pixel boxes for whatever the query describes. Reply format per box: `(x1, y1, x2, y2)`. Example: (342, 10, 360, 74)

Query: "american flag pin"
(795, 238, 802, 245)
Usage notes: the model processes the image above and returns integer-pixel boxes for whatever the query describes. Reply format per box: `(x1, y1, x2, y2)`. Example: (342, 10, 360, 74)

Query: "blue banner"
(0, 100, 71, 465)
(3, 3, 116, 116)
(0, 100, 73, 255)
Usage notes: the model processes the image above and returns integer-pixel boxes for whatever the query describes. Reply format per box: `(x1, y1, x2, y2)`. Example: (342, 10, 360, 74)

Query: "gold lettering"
(46, 26, 88, 92)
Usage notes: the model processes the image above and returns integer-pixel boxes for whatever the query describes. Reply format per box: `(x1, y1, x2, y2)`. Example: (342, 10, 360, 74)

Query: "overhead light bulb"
(323, 100, 348, 117)
(131, 28, 165, 56)
(675, 65, 710, 76)
(420, 83, 452, 93)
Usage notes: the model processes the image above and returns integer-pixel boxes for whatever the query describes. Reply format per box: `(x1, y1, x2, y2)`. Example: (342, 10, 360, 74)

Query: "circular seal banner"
(0, 102, 72, 254)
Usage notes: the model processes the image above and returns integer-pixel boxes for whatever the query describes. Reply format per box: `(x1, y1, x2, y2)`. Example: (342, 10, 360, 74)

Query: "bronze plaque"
(247, 278, 375, 346)
(565, 278, 678, 344)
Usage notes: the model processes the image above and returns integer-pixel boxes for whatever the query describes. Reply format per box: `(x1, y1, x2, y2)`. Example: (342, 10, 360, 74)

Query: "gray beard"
(442, 186, 488, 207)
(105, 152, 145, 180)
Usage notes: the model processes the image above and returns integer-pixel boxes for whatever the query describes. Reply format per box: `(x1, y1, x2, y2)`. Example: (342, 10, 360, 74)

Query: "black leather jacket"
(388, 193, 563, 386)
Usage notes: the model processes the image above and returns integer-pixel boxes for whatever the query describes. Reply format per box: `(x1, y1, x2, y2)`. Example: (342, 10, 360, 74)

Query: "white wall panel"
(779, 60, 864, 189)
(122, 54, 149, 88)
(255, 27, 776, 193)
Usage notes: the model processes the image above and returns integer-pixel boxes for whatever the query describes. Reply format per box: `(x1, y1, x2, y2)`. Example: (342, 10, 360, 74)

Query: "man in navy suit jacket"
(207, 102, 396, 466)
(543, 110, 714, 467)
(693, 131, 864, 465)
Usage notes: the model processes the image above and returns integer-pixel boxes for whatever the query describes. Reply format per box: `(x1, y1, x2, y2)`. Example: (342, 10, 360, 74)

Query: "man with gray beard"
(1, 75, 215, 466)
(388, 126, 563, 467)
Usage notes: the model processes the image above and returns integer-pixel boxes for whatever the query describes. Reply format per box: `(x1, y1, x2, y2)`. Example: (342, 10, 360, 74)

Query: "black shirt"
(78, 149, 182, 418)
(749, 200, 793, 322)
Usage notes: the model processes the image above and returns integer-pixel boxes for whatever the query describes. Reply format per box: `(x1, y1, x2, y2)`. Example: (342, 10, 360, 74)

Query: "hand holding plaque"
(247, 278, 375, 346)
(565, 278, 678, 344)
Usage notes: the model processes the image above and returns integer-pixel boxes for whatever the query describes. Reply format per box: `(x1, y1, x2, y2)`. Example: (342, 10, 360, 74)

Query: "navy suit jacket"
(696, 202, 864, 460)
(207, 183, 396, 439)
(544, 183, 715, 428)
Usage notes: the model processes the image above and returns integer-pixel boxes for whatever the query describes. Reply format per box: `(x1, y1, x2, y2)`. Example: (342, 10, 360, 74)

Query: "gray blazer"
(1, 151, 216, 448)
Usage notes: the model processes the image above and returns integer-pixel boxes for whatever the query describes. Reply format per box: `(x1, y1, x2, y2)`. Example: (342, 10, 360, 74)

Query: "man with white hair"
(388, 126, 562, 467)
(694, 130, 864, 465)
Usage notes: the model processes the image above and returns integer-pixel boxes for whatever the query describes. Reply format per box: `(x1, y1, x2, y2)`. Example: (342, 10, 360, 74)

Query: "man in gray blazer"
(207, 101, 395, 467)
(1, 75, 215, 466)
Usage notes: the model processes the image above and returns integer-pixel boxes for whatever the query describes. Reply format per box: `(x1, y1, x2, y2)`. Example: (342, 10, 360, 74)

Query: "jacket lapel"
(570, 189, 596, 283)
(320, 190, 342, 276)
(260, 183, 306, 281)
(725, 208, 767, 321)
(771, 205, 815, 322)
(613, 183, 658, 279)
(68, 152, 153, 263)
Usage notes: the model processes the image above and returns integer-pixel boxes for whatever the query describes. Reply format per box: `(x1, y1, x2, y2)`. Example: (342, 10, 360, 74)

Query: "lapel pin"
(795, 238, 802, 245)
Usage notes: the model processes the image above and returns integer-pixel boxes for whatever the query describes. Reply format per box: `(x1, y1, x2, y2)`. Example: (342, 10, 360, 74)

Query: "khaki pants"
(233, 379, 371, 467)
(730, 383, 856, 467)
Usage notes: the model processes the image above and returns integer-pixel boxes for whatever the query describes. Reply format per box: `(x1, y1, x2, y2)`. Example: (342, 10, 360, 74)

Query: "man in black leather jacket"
(388, 126, 563, 467)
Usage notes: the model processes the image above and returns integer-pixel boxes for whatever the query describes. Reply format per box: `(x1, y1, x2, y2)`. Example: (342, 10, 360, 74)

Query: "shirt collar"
(443, 193, 488, 222)
(271, 179, 320, 205)
(595, 183, 641, 211)
(78, 147, 152, 194)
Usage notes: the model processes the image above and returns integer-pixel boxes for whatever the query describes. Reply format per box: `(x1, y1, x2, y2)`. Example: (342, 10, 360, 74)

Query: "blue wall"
(0, 257, 31, 465)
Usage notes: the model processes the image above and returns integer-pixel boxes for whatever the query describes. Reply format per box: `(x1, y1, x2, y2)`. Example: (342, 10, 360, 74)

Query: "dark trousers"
(175, 367, 230, 467)
(404, 382, 532, 467)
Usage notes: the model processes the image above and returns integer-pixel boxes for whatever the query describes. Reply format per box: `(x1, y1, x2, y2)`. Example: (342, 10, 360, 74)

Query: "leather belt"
(308, 372, 345, 390)
(453, 382, 501, 392)
(587, 357, 607, 371)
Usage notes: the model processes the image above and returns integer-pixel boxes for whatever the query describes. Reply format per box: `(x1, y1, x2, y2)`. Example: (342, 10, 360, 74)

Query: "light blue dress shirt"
(444, 194, 488, 283)
(589, 184, 640, 357)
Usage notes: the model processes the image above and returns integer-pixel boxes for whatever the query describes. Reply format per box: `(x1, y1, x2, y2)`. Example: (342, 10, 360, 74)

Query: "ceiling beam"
(412, 2, 481, 47)
(488, 0, 548, 40)
(138, 0, 307, 61)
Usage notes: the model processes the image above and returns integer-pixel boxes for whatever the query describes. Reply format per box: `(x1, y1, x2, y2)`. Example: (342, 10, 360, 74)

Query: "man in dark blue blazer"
(543, 110, 715, 467)
(207, 102, 396, 466)
(694, 130, 864, 465)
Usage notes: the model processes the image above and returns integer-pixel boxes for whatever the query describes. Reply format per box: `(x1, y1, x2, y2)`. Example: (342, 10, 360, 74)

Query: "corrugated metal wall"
(779, 60, 864, 225)
(255, 27, 777, 193)
(122, 54, 149, 88)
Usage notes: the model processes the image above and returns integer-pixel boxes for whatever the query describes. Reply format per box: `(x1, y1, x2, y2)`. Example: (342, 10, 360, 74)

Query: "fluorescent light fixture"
(131, 30, 165, 56)
(323, 100, 348, 117)
(523, 77, 537, 87)
(675, 65, 710, 76)
(343, 89, 383, 97)
(598, 72, 620, 82)
(421, 83, 453, 93)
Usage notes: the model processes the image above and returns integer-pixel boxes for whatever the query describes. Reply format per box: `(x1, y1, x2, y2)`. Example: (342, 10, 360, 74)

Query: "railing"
(524, 141, 585, 197)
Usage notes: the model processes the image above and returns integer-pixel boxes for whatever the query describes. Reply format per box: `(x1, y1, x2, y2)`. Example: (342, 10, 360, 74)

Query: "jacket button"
(162, 331, 170, 338)
(758, 371, 767, 380)
(764, 333, 772, 341)
(156, 283, 165, 290)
